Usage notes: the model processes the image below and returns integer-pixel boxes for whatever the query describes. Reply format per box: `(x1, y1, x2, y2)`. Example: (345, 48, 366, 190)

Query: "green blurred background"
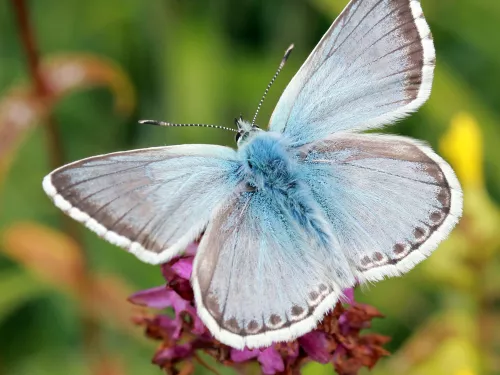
(0, 0, 499, 374)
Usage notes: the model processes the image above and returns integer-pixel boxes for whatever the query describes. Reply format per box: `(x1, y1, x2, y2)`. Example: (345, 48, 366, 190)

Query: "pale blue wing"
(192, 186, 355, 349)
(269, 0, 435, 144)
(297, 133, 462, 282)
(42, 145, 240, 264)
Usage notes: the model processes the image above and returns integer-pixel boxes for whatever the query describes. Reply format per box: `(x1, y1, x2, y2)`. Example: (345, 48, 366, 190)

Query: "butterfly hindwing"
(269, 0, 435, 144)
(192, 186, 355, 349)
(297, 133, 462, 282)
(43, 145, 240, 264)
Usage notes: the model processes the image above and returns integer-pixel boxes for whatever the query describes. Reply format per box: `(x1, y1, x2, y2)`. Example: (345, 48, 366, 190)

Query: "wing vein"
(327, 0, 385, 59)
(340, 162, 446, 187)
(107, 184, 165, 232)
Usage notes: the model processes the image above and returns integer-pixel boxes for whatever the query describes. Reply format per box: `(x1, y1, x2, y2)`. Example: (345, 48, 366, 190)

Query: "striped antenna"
(251, 44, 294, 126)
(139, 120, 238, 133)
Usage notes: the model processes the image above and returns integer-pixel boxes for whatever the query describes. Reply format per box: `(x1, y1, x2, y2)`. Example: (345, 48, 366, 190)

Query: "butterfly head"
(235, 115, 262, 146)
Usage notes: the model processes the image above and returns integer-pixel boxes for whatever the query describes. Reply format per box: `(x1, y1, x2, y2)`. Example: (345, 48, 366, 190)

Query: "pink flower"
(231, 347, 285, 374)
(129, 243, 389, 375)
(299, 331, 331, 364)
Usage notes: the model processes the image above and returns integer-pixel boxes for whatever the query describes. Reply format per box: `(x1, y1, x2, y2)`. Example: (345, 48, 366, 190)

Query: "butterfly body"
(43, 0, 462, 349)
(240, 130, 337, 251)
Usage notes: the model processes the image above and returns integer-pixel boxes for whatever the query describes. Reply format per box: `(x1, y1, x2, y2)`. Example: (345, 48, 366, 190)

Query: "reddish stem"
(11, 0, 102, 364)
(10, 0, 64, 170)
(11, 0, 45, 95)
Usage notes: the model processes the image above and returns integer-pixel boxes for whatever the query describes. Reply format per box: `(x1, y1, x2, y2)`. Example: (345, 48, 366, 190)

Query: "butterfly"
(43, 0, 462, 349)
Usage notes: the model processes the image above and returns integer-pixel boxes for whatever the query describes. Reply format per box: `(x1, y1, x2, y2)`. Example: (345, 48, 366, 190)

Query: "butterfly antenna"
(139, 120, 238, 133)
(251, 44, 294, 127)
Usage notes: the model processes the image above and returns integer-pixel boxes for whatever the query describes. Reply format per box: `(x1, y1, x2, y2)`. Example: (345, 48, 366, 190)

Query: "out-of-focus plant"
(1, 0, 137, 373)
(1, 222, 141, 336)
(0, 53, 135, 183)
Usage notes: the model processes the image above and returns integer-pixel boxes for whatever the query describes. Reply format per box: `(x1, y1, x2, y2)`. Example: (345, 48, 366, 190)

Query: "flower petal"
(342, 288, 355, 304)
(155, 315, 183, 339)
(153, 343, 193, 365)
(184, 242, 199, 256)
(299, 331, 332, 364)
(190, 313, 206, 335)
(230, 348, 260, 362)
(128, 285, 173, 309)
(171, 257, 194, 280)
(258, 347, 285, 375)
(161, 263, 176, 282)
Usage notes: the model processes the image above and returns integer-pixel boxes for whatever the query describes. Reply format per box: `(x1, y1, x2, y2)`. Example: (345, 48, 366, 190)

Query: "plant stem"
(194, 353, 223, 375)
(11, 0, 102, 366)
(10, 0, 63, 170)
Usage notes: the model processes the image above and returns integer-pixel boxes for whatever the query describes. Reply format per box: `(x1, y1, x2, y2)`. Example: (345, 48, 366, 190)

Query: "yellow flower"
(437, 112, 500, 262)
(440, 113, 483, 189)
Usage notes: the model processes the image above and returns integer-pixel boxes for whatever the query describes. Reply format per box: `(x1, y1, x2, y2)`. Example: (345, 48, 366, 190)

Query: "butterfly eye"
(235, 132, 242, 143)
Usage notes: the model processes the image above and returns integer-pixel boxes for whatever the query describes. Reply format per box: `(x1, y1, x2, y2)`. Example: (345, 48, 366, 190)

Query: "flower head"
(129, 243, 389, 375)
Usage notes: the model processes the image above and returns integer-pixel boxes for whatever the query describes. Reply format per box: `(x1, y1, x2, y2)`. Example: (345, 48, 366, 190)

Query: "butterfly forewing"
(297, 133, 462, 282)
(269, 0, 435, 144)
(43, 145, 240, 264)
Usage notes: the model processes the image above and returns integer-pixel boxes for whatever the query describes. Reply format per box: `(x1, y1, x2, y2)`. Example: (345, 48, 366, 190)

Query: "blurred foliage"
(0, 0, 499, 374)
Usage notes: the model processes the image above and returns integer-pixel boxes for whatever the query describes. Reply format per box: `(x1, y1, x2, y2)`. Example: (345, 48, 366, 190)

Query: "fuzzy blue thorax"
(239, 132, 296, 193)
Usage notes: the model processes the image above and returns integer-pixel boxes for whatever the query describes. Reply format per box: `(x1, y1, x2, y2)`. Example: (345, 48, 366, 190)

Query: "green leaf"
(302, 361, 334, 375)
(0, 270, 48, 323)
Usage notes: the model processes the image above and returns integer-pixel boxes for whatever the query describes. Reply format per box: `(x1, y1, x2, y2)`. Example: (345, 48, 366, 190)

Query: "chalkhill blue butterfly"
(43, 0, 463, 349)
